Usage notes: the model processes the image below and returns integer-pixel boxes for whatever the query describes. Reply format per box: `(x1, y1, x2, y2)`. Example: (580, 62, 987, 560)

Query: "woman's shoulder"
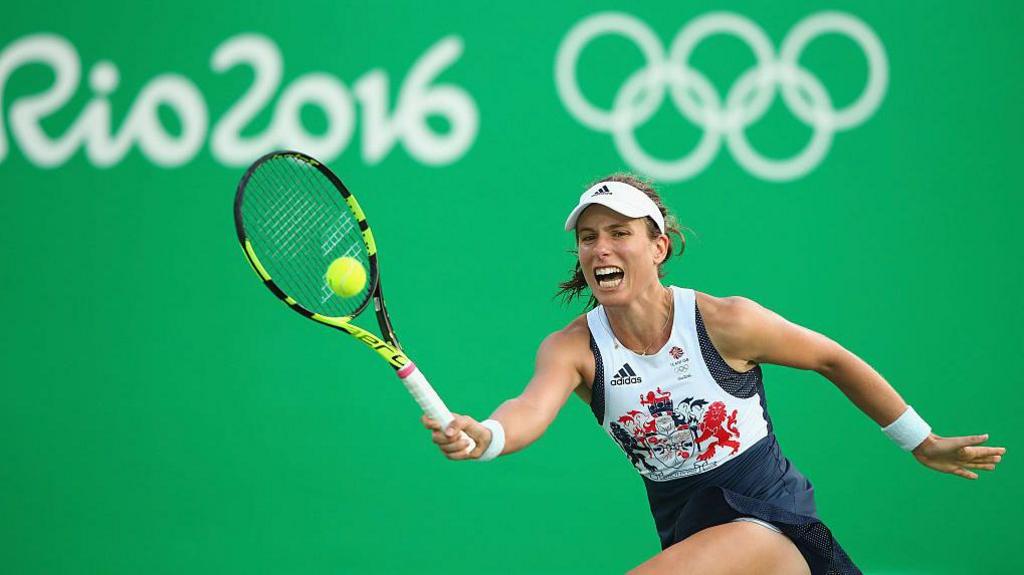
(547, 314, 592, 346)
(533, 315, 594, 383)
(694, 290, 761, 320)
(531, 314, 591, 359)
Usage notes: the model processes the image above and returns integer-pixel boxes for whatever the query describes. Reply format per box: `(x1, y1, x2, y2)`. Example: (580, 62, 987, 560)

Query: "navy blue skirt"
(643, 436, 860, 575)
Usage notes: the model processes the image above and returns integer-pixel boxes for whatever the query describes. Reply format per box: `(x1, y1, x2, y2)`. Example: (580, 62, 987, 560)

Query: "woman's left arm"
(714, 296, 1006, 480)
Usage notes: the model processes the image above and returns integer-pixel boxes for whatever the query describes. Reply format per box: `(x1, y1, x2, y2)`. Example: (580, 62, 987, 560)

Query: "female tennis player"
(421, 174, 1006, 574)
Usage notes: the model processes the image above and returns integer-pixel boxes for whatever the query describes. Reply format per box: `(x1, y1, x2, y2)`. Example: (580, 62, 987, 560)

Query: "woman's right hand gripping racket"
(233, 150, 475, 452)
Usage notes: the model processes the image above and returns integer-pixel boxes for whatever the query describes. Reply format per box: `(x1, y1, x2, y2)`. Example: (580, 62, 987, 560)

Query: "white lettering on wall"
(0, 33, 478, 168)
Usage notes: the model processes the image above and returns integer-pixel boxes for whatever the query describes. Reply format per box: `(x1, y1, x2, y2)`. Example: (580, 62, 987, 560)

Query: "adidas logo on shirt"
(610, 363, 642, 386)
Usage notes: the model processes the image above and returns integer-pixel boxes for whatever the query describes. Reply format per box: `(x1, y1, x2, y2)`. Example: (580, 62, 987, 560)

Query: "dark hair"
(556, 173, 686, 310)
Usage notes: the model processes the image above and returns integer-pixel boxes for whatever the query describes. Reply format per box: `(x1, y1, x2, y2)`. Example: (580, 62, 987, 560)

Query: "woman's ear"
(653, 234, 669, 265)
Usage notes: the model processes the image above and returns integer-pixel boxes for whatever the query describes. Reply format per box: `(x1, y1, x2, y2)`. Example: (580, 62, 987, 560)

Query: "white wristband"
(882, 406, 932, 451)
(477, 419, 505, 461)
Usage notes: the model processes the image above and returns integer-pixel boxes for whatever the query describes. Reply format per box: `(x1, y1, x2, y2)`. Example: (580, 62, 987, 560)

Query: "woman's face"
(576, 205, 666, 306)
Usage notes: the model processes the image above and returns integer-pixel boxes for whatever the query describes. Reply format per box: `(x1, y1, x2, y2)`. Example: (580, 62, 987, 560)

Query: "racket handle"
(398, 362, 477, 453)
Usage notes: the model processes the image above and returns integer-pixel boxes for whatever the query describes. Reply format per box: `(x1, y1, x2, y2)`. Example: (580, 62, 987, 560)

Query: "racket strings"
(246, 165, 331, 306)
(281, 159, 372, 296)
(274, 158, 368, 314)
(246, 186, 322, 309)
(241, 156, 373, 318)
(249, 161, 360, 316)
(277, 158, 365, 306)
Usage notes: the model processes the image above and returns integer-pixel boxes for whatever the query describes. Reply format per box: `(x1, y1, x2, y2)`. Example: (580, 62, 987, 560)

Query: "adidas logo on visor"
(610, 363, 642, 386)
(591, 185, 612, 196)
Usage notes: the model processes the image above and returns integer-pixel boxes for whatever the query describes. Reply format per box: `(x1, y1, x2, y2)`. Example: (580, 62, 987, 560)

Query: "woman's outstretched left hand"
(912, 433, 1006, 480)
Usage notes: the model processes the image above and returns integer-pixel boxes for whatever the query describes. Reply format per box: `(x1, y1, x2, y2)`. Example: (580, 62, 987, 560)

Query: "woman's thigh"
(627, 521, 811, 575)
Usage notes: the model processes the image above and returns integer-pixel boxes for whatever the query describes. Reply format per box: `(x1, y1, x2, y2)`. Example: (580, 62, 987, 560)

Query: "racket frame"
(234, 151, 407, 370)
(234, 150, 475, 452)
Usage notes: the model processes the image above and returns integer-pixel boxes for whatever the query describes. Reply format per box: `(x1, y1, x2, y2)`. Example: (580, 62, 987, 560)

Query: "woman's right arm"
(422, 325, 587, 460)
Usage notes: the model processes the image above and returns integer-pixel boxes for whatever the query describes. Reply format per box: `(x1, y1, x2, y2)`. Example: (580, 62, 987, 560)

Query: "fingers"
(421, 414, 441, 431)
(441, 431, 479, 460)
(954, 431, 987, 446)
(430, 430, 456, 446)
(444, 415, 482, 460)
(952, 468, 979, 480)
(460, 421, 493, 460)
(437, 434, 474, 455)
(962, 462, 997, 471)
(443, 414, 474, 439)
(949, 434, 992, 448)
(424, 414, 463, 445)
(423, 414, 481, 461)
(958, 446, 1007, 461)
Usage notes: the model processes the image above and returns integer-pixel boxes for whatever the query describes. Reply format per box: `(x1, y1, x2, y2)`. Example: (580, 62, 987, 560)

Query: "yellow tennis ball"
(325, 257, 366, 298)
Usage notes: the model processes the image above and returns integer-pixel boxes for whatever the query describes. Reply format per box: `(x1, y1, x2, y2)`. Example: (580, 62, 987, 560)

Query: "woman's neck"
(604, 285, 674, 355)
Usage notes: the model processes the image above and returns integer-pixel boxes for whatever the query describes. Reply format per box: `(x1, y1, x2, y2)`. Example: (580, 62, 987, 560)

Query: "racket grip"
(398, 362, 477, 453)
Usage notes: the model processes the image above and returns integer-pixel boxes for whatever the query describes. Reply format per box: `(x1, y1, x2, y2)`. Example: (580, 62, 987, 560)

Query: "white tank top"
(587, 286, 770, 482)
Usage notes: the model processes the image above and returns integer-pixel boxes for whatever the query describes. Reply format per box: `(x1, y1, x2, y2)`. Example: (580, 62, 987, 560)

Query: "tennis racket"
(233, 150, 474, 451)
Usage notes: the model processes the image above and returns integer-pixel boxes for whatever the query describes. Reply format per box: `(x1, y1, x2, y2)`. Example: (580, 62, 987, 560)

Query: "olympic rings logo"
(555, 11, 888, 182)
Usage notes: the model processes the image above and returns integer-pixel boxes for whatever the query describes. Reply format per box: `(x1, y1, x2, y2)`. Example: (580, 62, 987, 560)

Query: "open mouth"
(594, 266, 625, 288)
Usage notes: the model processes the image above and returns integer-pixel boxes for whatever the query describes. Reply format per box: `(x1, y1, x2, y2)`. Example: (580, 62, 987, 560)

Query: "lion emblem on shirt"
(695, 401, 741, 461)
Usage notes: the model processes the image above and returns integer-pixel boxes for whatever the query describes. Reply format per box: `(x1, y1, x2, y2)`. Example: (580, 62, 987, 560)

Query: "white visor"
(564, 181, 665, 233)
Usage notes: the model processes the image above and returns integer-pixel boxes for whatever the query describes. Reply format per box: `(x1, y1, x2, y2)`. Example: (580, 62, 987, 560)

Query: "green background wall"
(2, 2, 1020, 573)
